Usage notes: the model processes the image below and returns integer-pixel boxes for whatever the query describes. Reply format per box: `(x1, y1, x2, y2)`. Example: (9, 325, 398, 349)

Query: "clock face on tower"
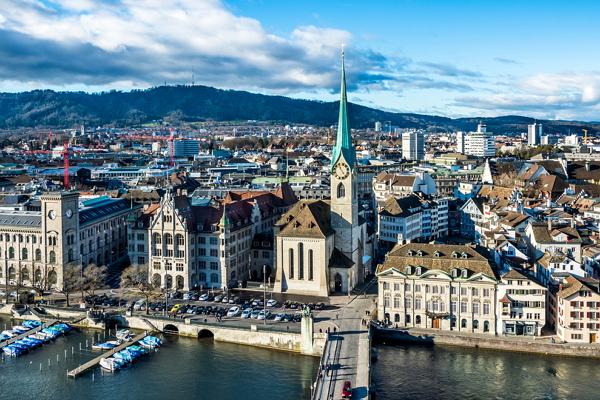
(66, 209, 73, 219)
(333, 162, 350, 180)
(48, 210, 56, 220)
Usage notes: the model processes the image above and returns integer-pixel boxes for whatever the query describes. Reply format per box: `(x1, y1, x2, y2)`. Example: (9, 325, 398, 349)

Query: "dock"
(0, 320, 58, 350)
(67, 331, 151, 378)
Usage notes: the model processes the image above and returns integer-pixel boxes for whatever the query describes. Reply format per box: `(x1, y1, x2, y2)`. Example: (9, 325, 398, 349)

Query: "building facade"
(555, 275, 600, 343)
(0, 192, 130, 290)
(402, 131, 425, 161)
(376, 243, 499, 335)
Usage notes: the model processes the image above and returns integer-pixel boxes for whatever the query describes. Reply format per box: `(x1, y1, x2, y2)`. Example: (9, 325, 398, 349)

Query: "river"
(0, 316, 318, 399)
(372, 342, 599, 400)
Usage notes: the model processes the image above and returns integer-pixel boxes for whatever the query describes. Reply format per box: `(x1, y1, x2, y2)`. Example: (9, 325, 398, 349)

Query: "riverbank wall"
(373, 326, 600, 359)
(118, 315, 326, 357)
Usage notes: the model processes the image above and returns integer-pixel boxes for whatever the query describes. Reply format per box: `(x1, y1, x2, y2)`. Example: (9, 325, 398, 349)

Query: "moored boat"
(99, 357, 127, 372)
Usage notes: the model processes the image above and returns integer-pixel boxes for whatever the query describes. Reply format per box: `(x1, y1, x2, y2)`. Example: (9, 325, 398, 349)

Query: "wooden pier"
(0, 320, 58, 350)
(67, 331, 151, 378)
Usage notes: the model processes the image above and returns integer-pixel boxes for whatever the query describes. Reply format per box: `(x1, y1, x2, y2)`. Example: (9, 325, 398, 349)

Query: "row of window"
(288, 244, 314, 281)
(383, 282, 491, 297)
(384, 295, 492, 315)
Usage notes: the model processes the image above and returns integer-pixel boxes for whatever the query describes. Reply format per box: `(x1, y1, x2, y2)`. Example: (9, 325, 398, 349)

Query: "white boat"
(1, 330, 15, 338)
(116, 329, 132, 341)
(99, 357, 126, 372)
(92, 340, 120, 351)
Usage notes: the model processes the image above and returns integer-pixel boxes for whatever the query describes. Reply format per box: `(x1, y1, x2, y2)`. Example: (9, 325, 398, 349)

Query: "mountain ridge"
(0, 85, 598, 134)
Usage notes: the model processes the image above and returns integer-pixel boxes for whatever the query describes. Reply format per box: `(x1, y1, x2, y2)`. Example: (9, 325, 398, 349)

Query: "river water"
(0, 316, 318, 400)
(372, 342, 599, 400)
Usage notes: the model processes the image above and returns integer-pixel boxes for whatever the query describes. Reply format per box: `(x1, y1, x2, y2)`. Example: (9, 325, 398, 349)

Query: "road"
(316, 291, 375, 400)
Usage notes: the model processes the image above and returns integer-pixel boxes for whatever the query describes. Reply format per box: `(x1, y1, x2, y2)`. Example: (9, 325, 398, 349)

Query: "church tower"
(330, 52, 358, 257)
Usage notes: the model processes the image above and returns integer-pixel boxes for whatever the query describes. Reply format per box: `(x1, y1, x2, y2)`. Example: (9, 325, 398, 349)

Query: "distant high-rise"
(528, 123, 542, 146)
(402, 131, 425, 161)
(464, 123, 495, 157)
(374, 121, 382, 132)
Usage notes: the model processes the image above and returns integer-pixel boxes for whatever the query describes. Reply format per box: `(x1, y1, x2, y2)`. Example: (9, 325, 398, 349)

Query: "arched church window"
(337, 183, 345, 199)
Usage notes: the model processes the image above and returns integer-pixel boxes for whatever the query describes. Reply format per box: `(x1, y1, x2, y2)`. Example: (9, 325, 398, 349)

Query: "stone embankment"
(374, 326, 600, 359)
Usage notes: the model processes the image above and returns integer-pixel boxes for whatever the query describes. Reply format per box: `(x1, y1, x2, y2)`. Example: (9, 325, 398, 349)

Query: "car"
(266, 299, 278, 307)
(315, 302, 325, 311)
(274, 313, 285, 322)
(183, 292, 191, 301)
(257, 310, 271, 320)
(250, 309, 261, 319)
(226, 306, 241, 317)
(289, 302, 298, 310)
(214, 295, 223, 302)
(170, 304, 183, 314)
(222, 296, 229, 303)
(199, 293, 209, 301)
(282, 314, 293, 322)
(342, 381, 352, 398)
(251, 299, 259, 307)
(293, 313, 302, 323)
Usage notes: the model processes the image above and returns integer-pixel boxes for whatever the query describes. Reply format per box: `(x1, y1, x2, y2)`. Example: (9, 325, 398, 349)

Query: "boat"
(92, 340, 120, 351)
(2, 345, 25, 357)
(139, 335, 162, 349)
(22, 320, 42, 329)
(1, 330, 15, 338)
(99, 357, 127, 372)
(11, 325, 29, 334)
(116, 329, 132, 341)
(113, 349, 135, 363)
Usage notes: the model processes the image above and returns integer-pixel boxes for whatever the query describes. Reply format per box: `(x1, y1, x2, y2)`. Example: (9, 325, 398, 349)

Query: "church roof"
(330, 52, 356, 170)
(276, 200, 334, 238)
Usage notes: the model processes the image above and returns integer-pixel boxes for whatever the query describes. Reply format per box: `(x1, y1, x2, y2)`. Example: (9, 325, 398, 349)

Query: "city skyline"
(1, 0, 600, 121)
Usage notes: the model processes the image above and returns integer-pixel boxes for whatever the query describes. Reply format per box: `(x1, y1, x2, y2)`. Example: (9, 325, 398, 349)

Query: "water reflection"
(373, 344, 598, 400)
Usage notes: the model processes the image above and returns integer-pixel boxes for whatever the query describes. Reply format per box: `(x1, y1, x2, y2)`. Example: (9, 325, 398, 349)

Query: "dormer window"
(405, 266, 412, 275)
(451, 269, 458, 278)
(416, 250, 423, 257)
(452, 251, 458, 258)
(461, 269, 468, 278)
(293, 221, 301, 228)
(415, 266, 422, 275)
(461, 252, 468, 259)
(407, 250, 413, 256)
(434, 251, 441, 257)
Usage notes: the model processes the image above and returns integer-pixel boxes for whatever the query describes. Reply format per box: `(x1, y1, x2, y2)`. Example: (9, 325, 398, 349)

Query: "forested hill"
(0, 85, 597, 134)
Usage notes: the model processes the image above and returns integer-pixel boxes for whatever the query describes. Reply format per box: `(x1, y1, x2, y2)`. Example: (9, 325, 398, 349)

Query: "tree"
(59, 264, 82, 307)
(82, 264, 108, 307)
(120, 264, 157, 315)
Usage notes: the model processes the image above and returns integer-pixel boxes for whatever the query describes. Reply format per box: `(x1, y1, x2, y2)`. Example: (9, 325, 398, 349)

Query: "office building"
(402, 131, 425, 161)
(528, 123, 542, 146)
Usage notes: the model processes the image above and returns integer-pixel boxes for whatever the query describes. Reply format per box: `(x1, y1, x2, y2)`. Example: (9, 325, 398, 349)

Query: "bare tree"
(59, 264, 82, 307)
(120, 264, 157, 315)
(82, 264, 108, 307)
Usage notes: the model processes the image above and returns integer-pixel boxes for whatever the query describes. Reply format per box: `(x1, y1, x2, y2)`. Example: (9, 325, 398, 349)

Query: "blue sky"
(1, 0, 599, 120)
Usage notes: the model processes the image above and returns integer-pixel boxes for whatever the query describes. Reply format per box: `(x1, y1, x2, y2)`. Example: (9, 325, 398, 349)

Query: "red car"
(342, 381, 352, 398)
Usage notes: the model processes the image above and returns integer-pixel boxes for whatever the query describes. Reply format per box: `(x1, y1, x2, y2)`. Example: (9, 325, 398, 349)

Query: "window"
(165, 233, 173, 245)
(298, 243, 304, 280)
(21, 248, 28, 260)
(8, 247, 14, 259)
(415, 298, 421, 310)
(289, 248, 294, 279)
(483, 303, 490, 315)
(308, 249, 314, 281)
(483, 288, 490, 297)
(35, 249, 41, 261)
(460, 302, 468, 313)
(473, 302, 480, 315)
(337, 182, 345, 198)
(153, 233, 161, 244)
(394, 296, 401, 308)
(384, 295, 390, 308)
(461, 319, 467, 328)
(451, 301, 457, 313)
(49, 251, 56, 264)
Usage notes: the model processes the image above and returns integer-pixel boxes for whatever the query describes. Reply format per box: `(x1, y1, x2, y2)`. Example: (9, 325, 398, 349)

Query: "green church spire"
(331, 50, 356, 170)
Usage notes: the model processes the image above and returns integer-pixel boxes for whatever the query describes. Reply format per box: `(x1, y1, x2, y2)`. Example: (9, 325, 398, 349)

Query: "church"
(273, 54, 370, 297)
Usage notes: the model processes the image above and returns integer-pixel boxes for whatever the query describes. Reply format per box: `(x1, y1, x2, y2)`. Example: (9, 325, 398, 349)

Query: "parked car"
(241, 309, 252, 319)
(274, 313, 285, 322)
(315, 302, 325, 311)
(227, 306, 241, 317)
(170, 304, 183, 314)
(250, 309, 261, 319)
(342, 381, 352, 398)
(199, 293, 209, 301)
(266, 299, 278, 307)
(214, 295, 223, 302)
